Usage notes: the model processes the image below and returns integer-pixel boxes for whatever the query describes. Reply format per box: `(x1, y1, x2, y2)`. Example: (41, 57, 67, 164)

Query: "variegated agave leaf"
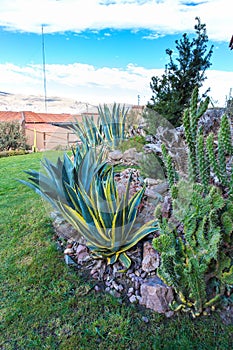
(20, 147, 158, 271)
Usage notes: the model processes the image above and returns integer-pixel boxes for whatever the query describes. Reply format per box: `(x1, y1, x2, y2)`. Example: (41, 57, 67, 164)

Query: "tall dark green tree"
(147, 17, 214, 127)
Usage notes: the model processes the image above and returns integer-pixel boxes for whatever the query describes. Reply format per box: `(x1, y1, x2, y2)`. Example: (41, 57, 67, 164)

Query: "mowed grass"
(0, 153, 232, 350)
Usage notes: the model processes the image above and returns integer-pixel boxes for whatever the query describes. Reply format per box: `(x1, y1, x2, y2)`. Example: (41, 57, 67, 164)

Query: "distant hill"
(0, 92, 98, 114)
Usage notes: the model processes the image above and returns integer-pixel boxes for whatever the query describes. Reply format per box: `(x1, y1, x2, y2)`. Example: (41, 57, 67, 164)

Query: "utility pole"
(41, 24, 47, 113)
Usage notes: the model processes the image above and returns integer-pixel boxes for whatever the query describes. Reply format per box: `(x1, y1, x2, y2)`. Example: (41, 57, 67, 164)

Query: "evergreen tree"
(147, 17, 213, 127)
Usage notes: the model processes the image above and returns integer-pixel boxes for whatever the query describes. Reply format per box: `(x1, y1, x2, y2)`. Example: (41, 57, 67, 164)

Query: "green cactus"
(205, 115, 233, 190)
(219, 114, 233, 155)
(153, 181, 233, 316)
(182, 87, 210, 183)
(206, 133, 221, 180)
(197, 128, 209, 192)
(161, 143, 176, 189)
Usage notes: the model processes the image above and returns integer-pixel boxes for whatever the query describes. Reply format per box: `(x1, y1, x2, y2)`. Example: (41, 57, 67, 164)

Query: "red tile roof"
(25, 123, 66, 133)
(0, 111, 83, 124)
(0, 111, 23, 122)
(36, 113, 79, 123)
(23, 111, 45, 123)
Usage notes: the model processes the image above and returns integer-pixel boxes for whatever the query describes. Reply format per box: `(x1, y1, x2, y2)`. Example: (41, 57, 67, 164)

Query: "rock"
(108, 150, 123, 161)
(64, 247, 74, 255)
(118, 284, 124, 292)
(144, 143, 162, 153)
(129, 295, 137, 303)
(127, 287, 134, 296)
(140, 276, 174, 313)
(94, 285, 101, 292)
(112, 281, 119, 291)
(75, 244, 90, 263)
(76, 244, 87, 255)
(153, 182, 169, 195)
(165, 311, 175, 318)
(122, 148, 142, 165)
(144, 188, 163, 200)
(64, 254, 77, 266)
(122, 148, 137, 161)
(142, 242, 160, 272)
(77, 251, 90, 264)
(144, 178, 160, 186)
(142, 316, 149, 323)
(161, 195, 172, 218)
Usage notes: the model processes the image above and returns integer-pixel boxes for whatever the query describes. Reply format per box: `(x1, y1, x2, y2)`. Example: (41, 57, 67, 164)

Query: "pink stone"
(142, 242, 160, 272)
(140, 277, 174, 313)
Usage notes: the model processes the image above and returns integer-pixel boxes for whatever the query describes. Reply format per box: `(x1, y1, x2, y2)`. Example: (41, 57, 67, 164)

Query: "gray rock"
(144, 178, 160, 186)
(140, 276, 174, 313)
(108, 150, 123, 161)
(142, 242, 160, 272)
(153, 182, 169, 195)
(129, 295, 137, 303)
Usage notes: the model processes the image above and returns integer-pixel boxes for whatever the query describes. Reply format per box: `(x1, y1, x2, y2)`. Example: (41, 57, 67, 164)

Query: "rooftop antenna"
(41, 24, 47, 112)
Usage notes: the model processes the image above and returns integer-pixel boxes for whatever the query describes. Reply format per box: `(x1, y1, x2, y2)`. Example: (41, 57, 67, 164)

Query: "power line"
(41, 24, 47, 113)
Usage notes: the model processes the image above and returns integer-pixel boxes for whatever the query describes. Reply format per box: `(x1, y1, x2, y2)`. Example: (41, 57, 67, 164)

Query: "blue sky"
(0, 0, 232, 108)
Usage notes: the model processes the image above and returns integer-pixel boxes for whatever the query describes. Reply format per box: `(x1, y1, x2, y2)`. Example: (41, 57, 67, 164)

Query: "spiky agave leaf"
(97, 103, 128, 148)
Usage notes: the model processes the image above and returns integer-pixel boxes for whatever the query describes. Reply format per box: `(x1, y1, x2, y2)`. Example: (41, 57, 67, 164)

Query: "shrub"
(118, 135, 146, 153)
(0, 121, 29, 151)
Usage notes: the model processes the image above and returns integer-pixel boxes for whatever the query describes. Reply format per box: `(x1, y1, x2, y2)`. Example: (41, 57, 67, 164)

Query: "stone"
(161, 195, 172, 218)
(112, 281, 119, 290)
(142, 242, 160, 272)
(127, 287, 134, 295)
(142, 316, 149, 323)
(108, 150, 123, 161)
(122, 148, 137, 161)
(140, 276, 174, 313)
(144, 178, 159, 186)
(76, 244, 87, 255)
(77, 251, 90, 264)
(144, 188, 163, 200)
(64, 247, 74, 255)
(118, 284, 124, 292)
(94, 285, 101, 292)
(129, 295, 137, 303)
(64, 254, 77, 266)
(153, 182, 169, 195)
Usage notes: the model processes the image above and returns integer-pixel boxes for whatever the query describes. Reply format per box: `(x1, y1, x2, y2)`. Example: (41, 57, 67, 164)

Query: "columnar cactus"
(153, 181, 233, 317)
(197, 128, 209, 192)
(219, 114, 232, 155)
(161, 143, 176, 189)
(206, 115, 233, 190)
(182, 86, 210, 183)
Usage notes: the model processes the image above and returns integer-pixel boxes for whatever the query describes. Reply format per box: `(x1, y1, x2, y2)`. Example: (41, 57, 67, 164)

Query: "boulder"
(140, 276, 174, 313)
(108, 150, 123, 161)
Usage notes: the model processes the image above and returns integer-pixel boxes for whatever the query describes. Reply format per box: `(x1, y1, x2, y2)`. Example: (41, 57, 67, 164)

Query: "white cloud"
(0, 0, 231, 42)
(0, 62, 231, 107)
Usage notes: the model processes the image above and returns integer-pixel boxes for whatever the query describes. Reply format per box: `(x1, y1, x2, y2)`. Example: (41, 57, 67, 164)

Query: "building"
(0, 111, 84, 150)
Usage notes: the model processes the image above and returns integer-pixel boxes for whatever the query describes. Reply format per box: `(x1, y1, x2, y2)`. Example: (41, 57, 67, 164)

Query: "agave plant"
(71, 115, 103, 147)
(98, 102, 128, 148)
(20, 146, 158, 270)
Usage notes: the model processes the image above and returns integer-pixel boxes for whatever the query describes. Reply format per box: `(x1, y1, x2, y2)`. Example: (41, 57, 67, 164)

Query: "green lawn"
(0, 153, 232, 350)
